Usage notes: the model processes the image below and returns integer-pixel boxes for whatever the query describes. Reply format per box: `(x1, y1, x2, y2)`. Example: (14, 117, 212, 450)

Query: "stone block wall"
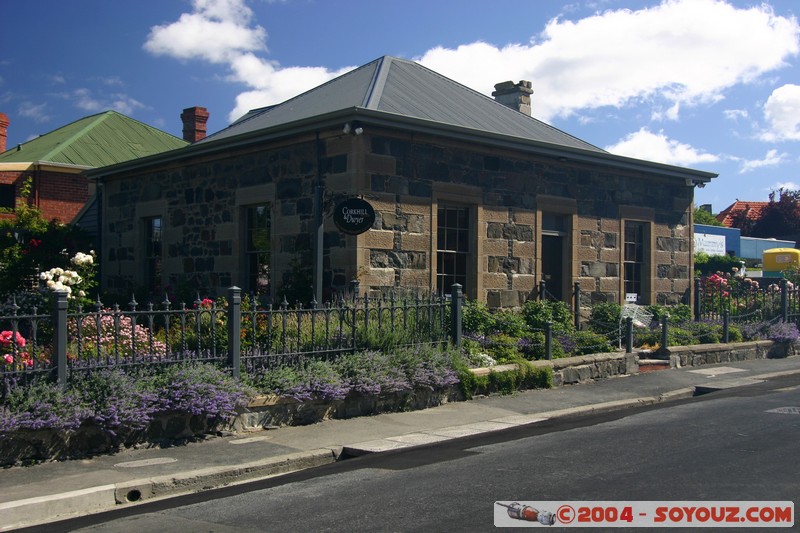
(99, 125, 694, 307)
(101, 134, 357, 299)
(365, 130, 693, 306)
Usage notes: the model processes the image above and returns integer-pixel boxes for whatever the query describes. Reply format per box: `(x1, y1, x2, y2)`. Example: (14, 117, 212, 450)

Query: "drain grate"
(766, 406, 800, 415)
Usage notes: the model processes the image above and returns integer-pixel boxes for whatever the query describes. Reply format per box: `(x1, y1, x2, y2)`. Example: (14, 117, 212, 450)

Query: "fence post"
(450, 283, 462, 348)
(573, 281, 581, 330)
(625, 316, 633, 354)
(350, 279, 360, 300)
(722, 309, 730, 343)
(694, 277, 702, 322)
(660, 314, 669, 353)
(780, 279, 788, 323)
(545, 321, 552, 360)
(539, 280, 546, 301)
(53, 290, 68, 390)
(227, 286, 241, 380)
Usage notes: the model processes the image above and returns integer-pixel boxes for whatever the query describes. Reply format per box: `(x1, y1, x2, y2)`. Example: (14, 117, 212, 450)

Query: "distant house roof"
(0, 111, 187, 167)
(86, 56, 717, 183)
(716, 201, 769, 227)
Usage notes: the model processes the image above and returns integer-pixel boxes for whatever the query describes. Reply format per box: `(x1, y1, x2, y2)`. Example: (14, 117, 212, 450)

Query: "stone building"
(86, 56, 716, 307)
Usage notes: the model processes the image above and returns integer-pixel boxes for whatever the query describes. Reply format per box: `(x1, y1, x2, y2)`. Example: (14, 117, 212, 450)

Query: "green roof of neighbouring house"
(0, 111, 188, 167)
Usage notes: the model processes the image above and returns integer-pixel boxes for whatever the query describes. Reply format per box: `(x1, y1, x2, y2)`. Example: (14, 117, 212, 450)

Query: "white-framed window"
(436, 204, 470, 294)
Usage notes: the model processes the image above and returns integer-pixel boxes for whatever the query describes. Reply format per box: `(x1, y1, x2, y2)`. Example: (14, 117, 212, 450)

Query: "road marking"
(114, 457, 178, 468)
(230, 436, 273, 444)
(688, 366, 748, 376)
(765, 406, 800, 415)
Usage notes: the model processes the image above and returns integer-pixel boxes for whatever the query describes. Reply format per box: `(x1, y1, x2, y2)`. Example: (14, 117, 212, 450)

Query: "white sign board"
(694, 233, 726, 256)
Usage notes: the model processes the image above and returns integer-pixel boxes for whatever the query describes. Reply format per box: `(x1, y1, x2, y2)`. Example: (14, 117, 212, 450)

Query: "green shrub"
(455, 355, 552, 398)
(570, 330, 615, 355)
(647, 304, 691, 323)
(588, 302, 622, 334)
(492, 309, 529, 337)
(486, 333, 522, 363)
(667, 326, 698, 347)
(695, 253, 745, 277)
(462, 299, 496, 335)
(521, 300, 574, 332)
(519, 331, 566, 360)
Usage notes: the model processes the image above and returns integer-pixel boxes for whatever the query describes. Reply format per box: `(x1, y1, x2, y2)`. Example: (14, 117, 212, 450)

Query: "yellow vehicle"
(762, 248, 800, 277)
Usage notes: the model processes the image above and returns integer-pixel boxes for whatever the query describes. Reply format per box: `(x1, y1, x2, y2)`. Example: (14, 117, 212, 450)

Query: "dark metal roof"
(203, 56, 605, 153)
(86, 56, 716, 183)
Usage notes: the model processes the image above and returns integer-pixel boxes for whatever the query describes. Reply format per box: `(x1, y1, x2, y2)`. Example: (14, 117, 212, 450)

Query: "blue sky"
(2, 0, 799, 213)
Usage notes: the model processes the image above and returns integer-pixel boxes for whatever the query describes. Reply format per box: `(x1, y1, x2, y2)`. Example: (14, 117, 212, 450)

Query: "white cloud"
(770, 181, 799, 192)
(605, 127, 719, 166)
(144, 0, 267, 64)
(723, 109, 749, 121)
(739, 148, 789, 173)
(17, 101, 50, 123)
(144, 0, 800, 126)
(760, 84, 800, 141)
(226, 54, 353, 120)
(419, 0, 800, 122)
(72, 88, 145, 116)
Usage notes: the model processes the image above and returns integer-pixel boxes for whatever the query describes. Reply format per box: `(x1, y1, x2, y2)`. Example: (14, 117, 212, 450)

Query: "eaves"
(84, 107, 717, 184)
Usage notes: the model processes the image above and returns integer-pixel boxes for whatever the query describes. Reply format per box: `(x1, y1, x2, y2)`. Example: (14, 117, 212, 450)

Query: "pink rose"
(3, 354, 13, 365)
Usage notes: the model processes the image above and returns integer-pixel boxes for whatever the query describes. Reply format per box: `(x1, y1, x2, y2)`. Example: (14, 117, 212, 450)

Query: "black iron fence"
(1, 285, 463, 392)
(693, 276, 798, 324)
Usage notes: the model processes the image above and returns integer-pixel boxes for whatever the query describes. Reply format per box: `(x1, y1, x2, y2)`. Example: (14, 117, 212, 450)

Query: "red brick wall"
(0, 169, 89, 223)
(37, 170, 89, 223)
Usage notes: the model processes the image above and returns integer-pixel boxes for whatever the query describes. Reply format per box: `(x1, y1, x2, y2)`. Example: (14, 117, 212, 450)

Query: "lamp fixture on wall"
(342, 122, 363, 136)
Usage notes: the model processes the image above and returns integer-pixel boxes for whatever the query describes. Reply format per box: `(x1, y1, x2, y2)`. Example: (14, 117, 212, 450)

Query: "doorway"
(541, 234, 564, 301)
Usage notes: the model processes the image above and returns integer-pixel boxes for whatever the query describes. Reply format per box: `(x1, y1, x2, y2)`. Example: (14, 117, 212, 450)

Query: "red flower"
(196, 298, 215, 309)
(0, 330, 26, 348)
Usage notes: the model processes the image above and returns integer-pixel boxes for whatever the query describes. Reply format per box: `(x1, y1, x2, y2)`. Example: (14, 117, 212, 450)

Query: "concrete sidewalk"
(2, 356, 800, 530)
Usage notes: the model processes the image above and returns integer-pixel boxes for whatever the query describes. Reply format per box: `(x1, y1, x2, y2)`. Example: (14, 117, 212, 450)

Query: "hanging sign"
(333, 197, 376, 235)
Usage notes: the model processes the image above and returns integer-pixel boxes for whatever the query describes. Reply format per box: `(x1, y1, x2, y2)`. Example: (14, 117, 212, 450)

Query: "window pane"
(623, 222, 646, 300)
(145, 217, 162, 291)
(245, 204, 271, 296)
(436, 205, 470, 293)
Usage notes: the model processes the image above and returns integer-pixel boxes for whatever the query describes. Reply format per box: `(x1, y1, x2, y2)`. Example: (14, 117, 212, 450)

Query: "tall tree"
(751, 188, 800, 238)
(693, 207, 722, 226)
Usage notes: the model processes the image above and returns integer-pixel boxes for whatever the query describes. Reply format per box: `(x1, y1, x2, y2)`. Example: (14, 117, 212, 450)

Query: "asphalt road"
(39, 374, 800, 533)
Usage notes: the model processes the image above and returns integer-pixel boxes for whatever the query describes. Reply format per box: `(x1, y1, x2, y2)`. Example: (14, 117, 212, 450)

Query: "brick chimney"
(492, 81, 533, 116)
(0, 112, 9, 153)
(180, 106, 209, 143)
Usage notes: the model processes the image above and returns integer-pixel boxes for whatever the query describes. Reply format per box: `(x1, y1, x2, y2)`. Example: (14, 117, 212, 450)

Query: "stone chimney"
(181, 106, 209, 143)
(0, 113, 9, 153)
(492, 81, 533, 116)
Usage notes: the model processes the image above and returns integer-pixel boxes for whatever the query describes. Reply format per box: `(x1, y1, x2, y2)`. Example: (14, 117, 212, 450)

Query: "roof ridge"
(38, 111, 115, 161)
(396, 58, 608, 153)
(362, 56, 390, 109)
(205, 58, 386, 142)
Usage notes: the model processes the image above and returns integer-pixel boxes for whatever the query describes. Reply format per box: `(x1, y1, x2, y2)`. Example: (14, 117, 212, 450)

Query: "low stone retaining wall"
(2, 340, 794, 465)
(232, 387, 461, 431)
(662, 339, 797, 367)
(0, 412, 221, 467)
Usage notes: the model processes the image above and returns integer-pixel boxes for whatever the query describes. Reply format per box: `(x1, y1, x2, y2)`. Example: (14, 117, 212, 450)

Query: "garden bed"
(1, 340, 795, 466)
